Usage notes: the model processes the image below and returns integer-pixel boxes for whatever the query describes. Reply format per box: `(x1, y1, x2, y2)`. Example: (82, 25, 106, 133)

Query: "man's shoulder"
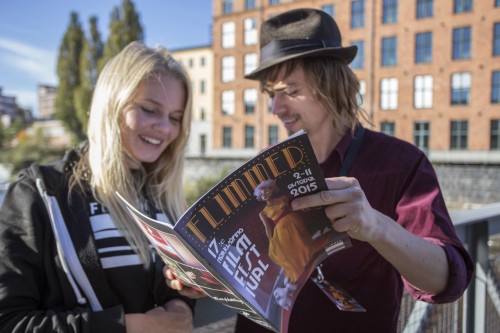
(358, 128, 427, 171)
(363, 128, 422, 156)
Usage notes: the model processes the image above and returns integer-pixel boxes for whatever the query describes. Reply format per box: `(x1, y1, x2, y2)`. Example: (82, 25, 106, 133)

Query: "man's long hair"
(258, 57, 370, 136)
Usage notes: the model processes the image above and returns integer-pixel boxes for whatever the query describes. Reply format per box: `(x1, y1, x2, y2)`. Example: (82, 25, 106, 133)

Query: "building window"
(268, 125, 279, 145)
(351, 0, 365, 28)
(491, 119, 500, 150)
(269, 0, 280, 5)
(415, 32, 432, 63)
(222, 0, 233, 14)
(223, 127, 232, 148)
(200, 134, 206, 155)
(454, 0, 472, 13)
(381, 36, 397, 67)
(244, 18, 258, 45)
(221, 56, 235, 82)
(382, 0, 398, 23)
(416, 0, 433, 19)
(244, 89, 257, 114)
(350, 40, 364, 69)
(200, 56, 205, 67)
(245, 125, 255, 148)
(381, 78, 398, 110)
(200, 107, 206, 121)
(244, 53, 258, 76)
(222, 22, 235, 49)
(245, 0, 256, 10)
(381, 121, 395, 136)
(322, 4, 335, 17)
(188, 58, 194, 68)
(414, 75, 433, 109)
(200, 80, 206, 95)
(452, 26, 471, 60)
(221, 90, 235, 115)
(494, 23, 500, 56)
(414, 121, 430, 152)
(492, 71, 500, 103)
(357, 80, 366, 107)
(450, 120, 468, 150)
(451, 72, 471, 105)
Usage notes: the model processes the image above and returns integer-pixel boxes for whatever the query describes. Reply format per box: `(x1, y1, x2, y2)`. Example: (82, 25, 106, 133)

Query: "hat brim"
(245, 45, 358, 80)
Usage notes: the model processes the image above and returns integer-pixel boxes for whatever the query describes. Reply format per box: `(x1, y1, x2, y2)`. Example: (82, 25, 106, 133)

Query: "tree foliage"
(2, 0, 144, 180)
(183, 168, 232, 206)
(55, 0, 143, 142)
(55, 12, 85, 142)
(0, 127, 66, 179)
(75, 16, 103, 133)
(99, 0, 144, 70)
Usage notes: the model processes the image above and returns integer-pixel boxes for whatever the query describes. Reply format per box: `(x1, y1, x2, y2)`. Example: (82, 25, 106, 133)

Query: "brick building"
(211, 0, 500, 162)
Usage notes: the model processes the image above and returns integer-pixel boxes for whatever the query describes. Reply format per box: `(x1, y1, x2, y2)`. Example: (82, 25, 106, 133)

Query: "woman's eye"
(141, 106, 156, 114)
(286, 90, 298, 97)
(170, 116, 182, 123)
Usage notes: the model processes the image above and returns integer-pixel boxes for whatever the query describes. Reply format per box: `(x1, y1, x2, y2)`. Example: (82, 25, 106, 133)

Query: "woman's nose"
(154, 115, 173, 133)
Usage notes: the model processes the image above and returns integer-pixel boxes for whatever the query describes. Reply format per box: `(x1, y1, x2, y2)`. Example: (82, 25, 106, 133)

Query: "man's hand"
(291, 177, 384, 242)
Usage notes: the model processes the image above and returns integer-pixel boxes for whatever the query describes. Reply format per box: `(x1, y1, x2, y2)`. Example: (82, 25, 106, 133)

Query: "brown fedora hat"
(245, 8, 358, 80)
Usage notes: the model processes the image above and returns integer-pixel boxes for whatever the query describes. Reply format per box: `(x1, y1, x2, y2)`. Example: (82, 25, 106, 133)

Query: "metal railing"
(399, 202, 500, 333)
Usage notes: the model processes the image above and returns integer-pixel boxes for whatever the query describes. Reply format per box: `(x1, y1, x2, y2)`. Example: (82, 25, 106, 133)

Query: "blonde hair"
(71, 41, 192, 266)
(259, 57, 370, 136)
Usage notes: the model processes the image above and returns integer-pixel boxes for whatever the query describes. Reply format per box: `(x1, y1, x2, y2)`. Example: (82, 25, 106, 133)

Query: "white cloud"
(0, 36, 57, 84)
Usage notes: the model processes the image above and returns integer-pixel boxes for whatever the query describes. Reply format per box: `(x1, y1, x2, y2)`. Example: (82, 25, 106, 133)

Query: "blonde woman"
(0, 41, 194, 333)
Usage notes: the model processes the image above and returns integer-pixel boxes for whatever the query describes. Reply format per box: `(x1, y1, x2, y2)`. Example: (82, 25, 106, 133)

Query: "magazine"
(117, 130, 356, 333)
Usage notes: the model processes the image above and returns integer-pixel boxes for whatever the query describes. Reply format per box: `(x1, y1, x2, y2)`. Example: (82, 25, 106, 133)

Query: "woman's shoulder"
(15, 147, 84, 192)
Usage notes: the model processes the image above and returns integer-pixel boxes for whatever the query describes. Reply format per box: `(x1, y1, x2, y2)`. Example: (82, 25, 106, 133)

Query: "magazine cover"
(117, 130, 353, 333)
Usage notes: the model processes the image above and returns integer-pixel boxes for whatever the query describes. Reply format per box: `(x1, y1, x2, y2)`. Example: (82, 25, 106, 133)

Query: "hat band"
(260, 39, 342, 63)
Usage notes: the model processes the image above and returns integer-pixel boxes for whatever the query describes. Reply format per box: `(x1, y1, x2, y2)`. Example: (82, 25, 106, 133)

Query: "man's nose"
(271, 94, 286, 115)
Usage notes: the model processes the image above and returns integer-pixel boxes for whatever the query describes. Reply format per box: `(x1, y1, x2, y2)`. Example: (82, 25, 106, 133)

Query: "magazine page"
(115, 194, 260, 318)
(173, 130, 352, 332)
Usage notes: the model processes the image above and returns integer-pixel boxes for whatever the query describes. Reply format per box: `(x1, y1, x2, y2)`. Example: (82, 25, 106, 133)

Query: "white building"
(172, 45, 214, 158)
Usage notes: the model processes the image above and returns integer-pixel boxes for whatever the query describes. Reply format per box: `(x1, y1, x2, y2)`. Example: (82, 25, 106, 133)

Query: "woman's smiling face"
(121, 74, 185, 168)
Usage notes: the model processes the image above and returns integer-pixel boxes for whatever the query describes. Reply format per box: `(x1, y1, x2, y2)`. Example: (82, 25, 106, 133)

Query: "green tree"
(0, 122, 5, 149)
(0, 127, 66, 178)
(99, 0, 144, 69)
(183, 168, 232, 206)
(75, 16, 103, 133)
(55, 12, 85, 141)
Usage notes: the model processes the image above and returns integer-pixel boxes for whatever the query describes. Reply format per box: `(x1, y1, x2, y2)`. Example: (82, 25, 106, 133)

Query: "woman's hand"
(164, 267, 207, 299)
(125, 299, 193, 333)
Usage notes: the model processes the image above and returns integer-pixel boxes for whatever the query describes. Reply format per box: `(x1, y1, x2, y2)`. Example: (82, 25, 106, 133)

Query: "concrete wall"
(435, 164, 500, 209)
(184, 157, 500, 210)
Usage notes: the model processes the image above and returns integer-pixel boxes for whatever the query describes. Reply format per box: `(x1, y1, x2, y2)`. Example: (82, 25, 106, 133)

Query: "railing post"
(463, 221, 488, 333)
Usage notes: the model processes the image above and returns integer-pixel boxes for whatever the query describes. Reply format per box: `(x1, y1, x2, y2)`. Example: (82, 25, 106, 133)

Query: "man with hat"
(167, 8, 473, 332)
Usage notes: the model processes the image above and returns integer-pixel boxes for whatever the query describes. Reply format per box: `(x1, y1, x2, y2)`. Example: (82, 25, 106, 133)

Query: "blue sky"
(0, 0, 213, 115)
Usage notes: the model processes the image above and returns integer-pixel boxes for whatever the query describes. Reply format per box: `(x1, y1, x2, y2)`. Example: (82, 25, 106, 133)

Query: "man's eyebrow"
(265, 81, 297, 91)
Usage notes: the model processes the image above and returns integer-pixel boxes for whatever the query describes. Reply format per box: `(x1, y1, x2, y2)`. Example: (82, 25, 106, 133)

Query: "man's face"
(263, 65, 334, 137)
